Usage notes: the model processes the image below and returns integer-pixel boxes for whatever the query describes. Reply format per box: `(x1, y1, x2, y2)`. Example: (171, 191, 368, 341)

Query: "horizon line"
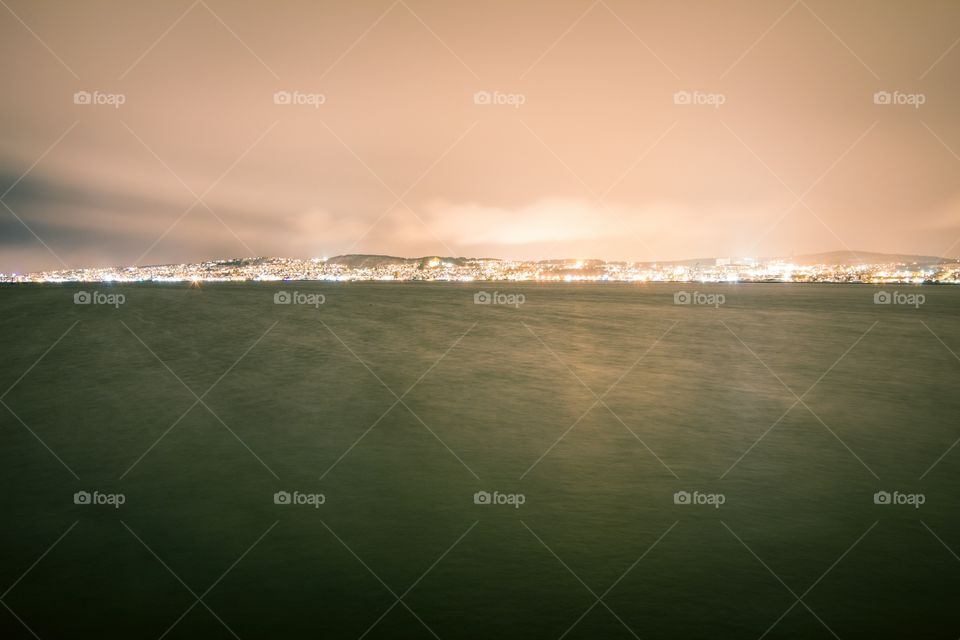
(7, 248, 960, 276)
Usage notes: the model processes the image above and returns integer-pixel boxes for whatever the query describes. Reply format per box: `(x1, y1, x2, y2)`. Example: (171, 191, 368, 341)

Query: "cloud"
(422, 197, 772, 260)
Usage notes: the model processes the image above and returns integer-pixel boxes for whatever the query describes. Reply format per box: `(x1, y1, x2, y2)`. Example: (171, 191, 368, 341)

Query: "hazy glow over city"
(2, 1, 960, 273)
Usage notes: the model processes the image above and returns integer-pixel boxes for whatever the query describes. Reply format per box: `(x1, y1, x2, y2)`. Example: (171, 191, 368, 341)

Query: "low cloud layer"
(2, 0, 959, 273)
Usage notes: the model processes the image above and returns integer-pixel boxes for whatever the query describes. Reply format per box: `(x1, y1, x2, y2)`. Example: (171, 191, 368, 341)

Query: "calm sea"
(1, 282, 958, 639)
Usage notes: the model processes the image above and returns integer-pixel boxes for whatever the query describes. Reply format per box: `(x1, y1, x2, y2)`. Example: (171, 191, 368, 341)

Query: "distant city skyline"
(6, 250, 959, 284)
(2, 0, 960, 273)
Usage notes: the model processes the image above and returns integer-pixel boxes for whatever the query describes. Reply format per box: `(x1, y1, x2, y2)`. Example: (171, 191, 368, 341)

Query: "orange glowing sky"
(1, 0, 959, 272)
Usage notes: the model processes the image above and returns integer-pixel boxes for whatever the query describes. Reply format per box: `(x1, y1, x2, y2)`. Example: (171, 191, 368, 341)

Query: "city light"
(3, 256, 958, 284)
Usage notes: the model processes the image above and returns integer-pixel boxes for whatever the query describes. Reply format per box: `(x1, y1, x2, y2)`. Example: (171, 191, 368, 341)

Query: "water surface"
(1, 283, 958, 638)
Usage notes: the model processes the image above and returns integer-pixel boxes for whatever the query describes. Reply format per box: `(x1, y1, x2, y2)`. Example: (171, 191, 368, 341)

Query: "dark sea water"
(1, 282, 959, 639)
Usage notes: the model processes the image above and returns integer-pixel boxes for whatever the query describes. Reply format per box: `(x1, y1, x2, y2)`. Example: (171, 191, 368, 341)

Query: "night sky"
(2, 0, 959, 273)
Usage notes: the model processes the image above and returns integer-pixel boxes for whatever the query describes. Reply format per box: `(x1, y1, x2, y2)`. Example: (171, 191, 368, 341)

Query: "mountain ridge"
(321, 251, 952, 269)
